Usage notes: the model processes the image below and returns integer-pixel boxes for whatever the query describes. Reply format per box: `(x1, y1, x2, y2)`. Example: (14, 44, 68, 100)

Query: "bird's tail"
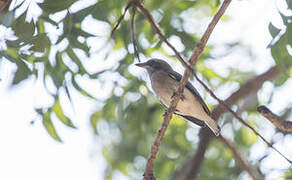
(205, 117, 220, 136)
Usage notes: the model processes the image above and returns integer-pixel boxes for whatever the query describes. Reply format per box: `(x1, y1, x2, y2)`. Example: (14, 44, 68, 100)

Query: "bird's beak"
(135, 62, 148, 68)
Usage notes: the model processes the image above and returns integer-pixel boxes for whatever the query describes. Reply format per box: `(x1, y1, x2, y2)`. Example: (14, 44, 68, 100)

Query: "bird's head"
(135, 59, 173, 75)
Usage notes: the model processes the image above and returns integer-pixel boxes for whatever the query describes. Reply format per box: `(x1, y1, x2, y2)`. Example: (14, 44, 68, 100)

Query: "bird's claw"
(171, 91, 177, 99)
(163, 110, 168, 117)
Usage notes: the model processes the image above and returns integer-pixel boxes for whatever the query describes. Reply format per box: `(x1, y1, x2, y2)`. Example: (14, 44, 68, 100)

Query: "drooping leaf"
(72, 76, 96, 99)
(287, 22, 292, 46)
(12, 12, 35, 40)
(66, 47, 87, 74)
(29, 33, 51, 52)
(63, 12, 73, 36)
(52, 99, 76, 128)
(90, 111, 102, 134)
(42, 110, 62, 142)
(39, 0, 75, 14)
(270, 34, 291, 75)
(13, 59, 32, 85)
(268, 22, 281, 38)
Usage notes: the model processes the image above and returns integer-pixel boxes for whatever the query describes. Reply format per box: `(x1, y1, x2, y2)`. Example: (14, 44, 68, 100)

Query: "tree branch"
(183, 66, 282, 179)
(136, 0, 291, 164)
(138, 0, 232, 179)
(219, 135, 260, 180)
(183, 130, 213, 180)
(212, 66, 281, 118)
(257, 105, 292, 133)
(124, 0, 292, 179)
(130, 6, 141, 62)
(111, 1, 133, 37)
(134, 1, 193, 72)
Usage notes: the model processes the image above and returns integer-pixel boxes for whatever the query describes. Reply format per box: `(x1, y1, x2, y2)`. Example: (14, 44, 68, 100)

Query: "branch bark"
(124, 0, 291, 179)
(219, 135, 260, 180)
(257, 105, 292, 133)
(138, 0, 232, 179)
(182, 66, 282, 180)
(137, 0, 291, 165)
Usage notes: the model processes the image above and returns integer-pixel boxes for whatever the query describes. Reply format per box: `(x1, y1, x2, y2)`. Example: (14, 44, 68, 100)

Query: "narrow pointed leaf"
(42, 111, 62, 142)
(52, 99, 76, 128)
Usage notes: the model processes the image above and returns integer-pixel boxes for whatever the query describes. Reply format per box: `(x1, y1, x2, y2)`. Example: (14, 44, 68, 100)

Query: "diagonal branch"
(219, 135, 260, 180)
(182, 130, 213, 180)
(134, 1, 192, 72)
(111, 1, 133, 37)
(130, 6, 141, 62)
(183, 66, 282, 179)
(138, 0, 232, 179)
(125, 0, 292, 179)
(257, 105, 292, 133)
(135, 0, 291, 164)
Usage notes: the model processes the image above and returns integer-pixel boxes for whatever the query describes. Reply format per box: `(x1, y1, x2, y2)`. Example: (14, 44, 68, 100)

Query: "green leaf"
(29, 33, 51, 52)
(287, 22, 292, 46)
(274, 74, 289, 86)
(72, 76, 96, 99)
(68, 37, 89, 53)
(66, 47, 87, 74)
(39, 0, 75, 14)
(268, 23, 281, 38)
(42, 110, 62, 142)
(6, 39, 23, 48)
(270, 34, 291, 75)
(91, 0, 111, 21)
(284, 168, 292, 179)
(12, 12, 35, 39)
(288, 0, 292, 9)
(45, 52, 66, 88)
(39, 15, 58, 26)
(63, 13, 73, 36)
(90, 111, 102, 134)
(52, 99, 76, 128)
(64, 83, 73, 103)
(13, 59, 32, 85)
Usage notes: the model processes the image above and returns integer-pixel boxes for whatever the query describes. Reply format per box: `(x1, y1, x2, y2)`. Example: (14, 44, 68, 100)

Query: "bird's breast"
(150, 71, 210, 121)
(150, 71, 176, 106)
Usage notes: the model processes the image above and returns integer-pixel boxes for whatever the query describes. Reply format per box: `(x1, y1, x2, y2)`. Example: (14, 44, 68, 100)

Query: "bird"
(136, 58, 220, 136)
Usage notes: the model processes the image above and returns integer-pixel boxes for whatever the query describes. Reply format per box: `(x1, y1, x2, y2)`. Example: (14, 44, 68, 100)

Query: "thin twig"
(132, 0, 292, 178)
(111, 1, 133, 37)
(257, 105, 292, 133)
(183, 66, 282, 179)
(139, 0, 232, 179)
(219, 135, 260, 180)
(188, 0, 232, 65)
(134, 1, 193, 72)
(130, 6, 141, 62)
(194, 73, 292, 164)
(138, 0, 292, 164)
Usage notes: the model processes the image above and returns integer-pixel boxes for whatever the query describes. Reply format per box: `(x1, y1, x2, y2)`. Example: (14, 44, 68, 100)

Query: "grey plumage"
(136, 58, 220, 136)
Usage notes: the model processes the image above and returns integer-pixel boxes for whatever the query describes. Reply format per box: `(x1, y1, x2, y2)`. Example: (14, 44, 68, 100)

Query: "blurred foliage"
(268, 0, 292, 79)
(1, 0, 292, 179)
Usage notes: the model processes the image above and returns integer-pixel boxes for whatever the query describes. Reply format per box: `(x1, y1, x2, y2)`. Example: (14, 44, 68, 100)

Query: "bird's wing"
(177, 114, 206, 127)
(158, 93, 205, 127)
(167, 70, 211, 116)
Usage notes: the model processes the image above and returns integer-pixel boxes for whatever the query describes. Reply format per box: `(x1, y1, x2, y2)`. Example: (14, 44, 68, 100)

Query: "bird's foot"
(171, 91, 177, 99)
(163, 110, 168, 117)
(171, 91, 185, 101)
